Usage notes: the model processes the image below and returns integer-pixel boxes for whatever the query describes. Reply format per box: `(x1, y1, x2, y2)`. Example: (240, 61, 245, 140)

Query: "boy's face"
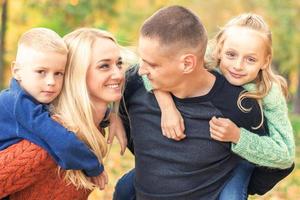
(13, 47, 67, 104)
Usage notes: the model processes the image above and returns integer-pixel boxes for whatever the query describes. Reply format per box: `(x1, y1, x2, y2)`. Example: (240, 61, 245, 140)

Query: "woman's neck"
(92, 102, 108, 125)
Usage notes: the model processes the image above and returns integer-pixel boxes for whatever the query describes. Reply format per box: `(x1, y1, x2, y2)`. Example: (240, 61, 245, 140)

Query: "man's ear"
(180, 54, 197, 74)
(11, 61, 21, 81)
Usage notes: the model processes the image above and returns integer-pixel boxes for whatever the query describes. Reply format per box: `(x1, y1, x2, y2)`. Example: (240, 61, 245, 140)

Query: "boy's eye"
(55, 72, 64, 76)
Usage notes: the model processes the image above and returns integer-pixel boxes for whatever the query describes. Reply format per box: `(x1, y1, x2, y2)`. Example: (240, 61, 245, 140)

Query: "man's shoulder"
(211, 71, 244, 100)
(124, 65, 145, 98)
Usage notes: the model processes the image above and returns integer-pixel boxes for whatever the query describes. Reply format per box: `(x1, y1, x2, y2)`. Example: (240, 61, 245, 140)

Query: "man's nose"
(138, 63, 148, 76)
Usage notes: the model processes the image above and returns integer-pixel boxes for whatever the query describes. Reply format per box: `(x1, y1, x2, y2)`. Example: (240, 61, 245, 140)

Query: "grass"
(89, 114, 300, 200)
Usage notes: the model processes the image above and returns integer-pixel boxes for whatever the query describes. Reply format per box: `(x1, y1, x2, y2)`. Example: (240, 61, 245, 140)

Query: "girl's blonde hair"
(52, 28, 117, 190)
(206, 13, 288, 128)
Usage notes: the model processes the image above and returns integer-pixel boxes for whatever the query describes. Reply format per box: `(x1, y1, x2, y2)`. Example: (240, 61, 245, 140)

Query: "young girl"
(148, 13, 295, 199)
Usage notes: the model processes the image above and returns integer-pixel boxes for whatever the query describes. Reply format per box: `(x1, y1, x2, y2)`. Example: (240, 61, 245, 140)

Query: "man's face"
(138, 36, 183, 92)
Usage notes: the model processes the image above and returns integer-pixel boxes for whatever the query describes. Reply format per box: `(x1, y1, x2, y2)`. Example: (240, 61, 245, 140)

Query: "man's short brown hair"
(140, 5, 207, 56)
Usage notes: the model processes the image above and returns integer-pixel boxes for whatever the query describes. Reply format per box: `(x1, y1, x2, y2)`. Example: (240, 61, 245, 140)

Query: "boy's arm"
(232, 83, 295, 169)
(14, 92, 102, 177)
(0, 140, 56, 198)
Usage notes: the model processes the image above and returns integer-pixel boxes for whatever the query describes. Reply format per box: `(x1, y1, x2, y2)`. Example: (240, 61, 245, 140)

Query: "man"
(115, 5, 293, 200)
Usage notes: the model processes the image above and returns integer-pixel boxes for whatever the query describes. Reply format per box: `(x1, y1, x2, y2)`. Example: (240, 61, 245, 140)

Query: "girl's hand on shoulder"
(161, 106, 186, 141)
(209, 116, 240, 143)
(107, 113, 127, 155)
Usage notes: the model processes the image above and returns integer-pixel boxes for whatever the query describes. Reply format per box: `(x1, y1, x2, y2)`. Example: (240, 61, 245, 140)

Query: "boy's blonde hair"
(206, 13, 288, 129)
(17, 27, 68, 55)
(52, 28, 118, 190)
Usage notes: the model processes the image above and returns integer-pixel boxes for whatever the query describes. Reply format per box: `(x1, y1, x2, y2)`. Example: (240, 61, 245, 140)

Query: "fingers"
(116, 131, 127, 155)
(107, 126, 115, 144)
(93, 171, 109, 190)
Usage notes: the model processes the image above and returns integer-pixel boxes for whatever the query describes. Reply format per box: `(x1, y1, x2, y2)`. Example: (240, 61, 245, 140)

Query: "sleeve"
(0, 140, 56, 198)
(240, 83, 295, 194)
(14, 92, 103, 177)
(232, 83, 294, 168)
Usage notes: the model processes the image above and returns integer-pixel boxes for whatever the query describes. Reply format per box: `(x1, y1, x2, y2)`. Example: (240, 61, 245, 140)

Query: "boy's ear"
(11, 61, 22, 81)
(180, 54, 197, 74)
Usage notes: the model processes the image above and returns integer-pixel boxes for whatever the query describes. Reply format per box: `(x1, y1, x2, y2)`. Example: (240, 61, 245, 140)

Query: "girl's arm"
(211, 83, 295, 169)
(232, 83, 295, 169)
(153, 90, 186, 141)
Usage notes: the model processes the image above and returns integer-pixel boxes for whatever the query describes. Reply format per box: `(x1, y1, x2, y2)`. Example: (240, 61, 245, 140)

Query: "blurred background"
(1, 0, 299, 199)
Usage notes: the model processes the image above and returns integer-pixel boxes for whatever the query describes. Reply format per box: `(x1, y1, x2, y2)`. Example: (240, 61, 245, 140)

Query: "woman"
(0, 28, 125, 199)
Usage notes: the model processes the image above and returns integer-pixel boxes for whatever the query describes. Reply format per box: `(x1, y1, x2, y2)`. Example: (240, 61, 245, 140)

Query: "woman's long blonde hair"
(206, 13, 288, 128)
(52, 28, 117, 190)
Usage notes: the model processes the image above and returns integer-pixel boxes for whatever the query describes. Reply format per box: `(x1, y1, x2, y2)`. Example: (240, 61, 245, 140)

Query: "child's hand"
(209, 116, 240, 143)
(161, 106, 186, 141)
(90, 170, 108, 190)
(107, 113, 127, 155)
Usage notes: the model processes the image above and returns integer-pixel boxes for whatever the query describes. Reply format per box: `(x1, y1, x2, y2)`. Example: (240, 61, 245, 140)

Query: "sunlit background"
(1, 0, 299, 199)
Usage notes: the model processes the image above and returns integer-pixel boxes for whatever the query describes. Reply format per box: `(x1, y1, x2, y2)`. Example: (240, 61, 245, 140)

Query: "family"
(0, 5, 295, 200)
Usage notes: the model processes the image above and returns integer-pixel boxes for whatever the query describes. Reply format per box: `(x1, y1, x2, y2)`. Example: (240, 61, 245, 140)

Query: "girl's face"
(86, 38, 124, 105)
(219, 27, 270, 86)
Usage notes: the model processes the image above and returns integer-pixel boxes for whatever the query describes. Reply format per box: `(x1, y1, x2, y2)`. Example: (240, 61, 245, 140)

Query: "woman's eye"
(98, 64, 110, 69)
(117, 61, 123, 68)
(36, 70, 46, 75)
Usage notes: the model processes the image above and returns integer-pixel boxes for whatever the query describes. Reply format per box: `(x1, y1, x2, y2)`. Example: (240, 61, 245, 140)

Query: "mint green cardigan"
(232, 83, 295, 169)
(142, 76, 295, 169)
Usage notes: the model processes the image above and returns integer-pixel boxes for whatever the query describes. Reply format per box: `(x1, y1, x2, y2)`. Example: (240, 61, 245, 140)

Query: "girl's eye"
(225, 51, 236, 59)
(247, 57, 257, 63)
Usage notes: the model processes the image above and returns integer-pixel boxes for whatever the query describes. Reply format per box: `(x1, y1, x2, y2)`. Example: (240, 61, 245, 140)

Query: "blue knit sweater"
(0, 79, 103, 176)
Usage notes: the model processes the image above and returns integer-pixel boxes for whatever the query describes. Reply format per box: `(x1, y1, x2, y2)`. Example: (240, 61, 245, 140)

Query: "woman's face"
(86, 38, 124, 105)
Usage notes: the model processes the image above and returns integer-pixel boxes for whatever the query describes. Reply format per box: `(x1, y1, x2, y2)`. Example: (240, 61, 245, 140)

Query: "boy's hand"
(90, 170, 108, 190)
(209, 116, 240, 143)
(107, 113, 127, 155)
(161, 106, 186, 141)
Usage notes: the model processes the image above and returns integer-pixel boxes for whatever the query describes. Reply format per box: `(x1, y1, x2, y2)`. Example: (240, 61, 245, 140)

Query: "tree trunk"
(293, 69, 300, 115)
(0, 0, 8, 89)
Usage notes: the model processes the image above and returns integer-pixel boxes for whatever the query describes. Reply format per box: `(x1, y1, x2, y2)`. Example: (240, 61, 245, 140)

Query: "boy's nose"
(46, 75, 56, 86)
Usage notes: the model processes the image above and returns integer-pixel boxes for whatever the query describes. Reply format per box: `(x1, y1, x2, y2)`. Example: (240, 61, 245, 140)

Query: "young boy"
(0, 28, 102, 177)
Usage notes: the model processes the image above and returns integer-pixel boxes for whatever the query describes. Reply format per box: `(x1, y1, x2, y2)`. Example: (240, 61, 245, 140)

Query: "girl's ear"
(180, 54, 197, 74)
(261, 54, 271, 70)
(11, 61, 22, 81)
